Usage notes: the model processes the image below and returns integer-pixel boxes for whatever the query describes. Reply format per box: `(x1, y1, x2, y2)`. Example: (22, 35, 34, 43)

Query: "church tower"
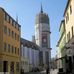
(35, 5, 51, 67)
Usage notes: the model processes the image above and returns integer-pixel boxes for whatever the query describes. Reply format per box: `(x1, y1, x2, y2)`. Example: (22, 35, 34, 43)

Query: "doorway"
(3, 61, 8, 72)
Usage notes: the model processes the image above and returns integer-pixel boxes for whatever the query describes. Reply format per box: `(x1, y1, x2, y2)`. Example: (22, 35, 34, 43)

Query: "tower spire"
(41, 3, 43, 13)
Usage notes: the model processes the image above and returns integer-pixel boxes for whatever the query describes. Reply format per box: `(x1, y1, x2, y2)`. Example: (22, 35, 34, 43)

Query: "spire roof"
(41, 3, 43, 13)
(35, 3, 49, 24)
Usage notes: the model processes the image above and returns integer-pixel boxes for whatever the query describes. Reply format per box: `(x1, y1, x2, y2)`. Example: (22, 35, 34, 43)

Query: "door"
(3, 61, 8, 72)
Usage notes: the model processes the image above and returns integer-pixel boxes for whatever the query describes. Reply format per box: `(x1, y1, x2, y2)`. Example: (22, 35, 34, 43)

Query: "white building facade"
(21, 38, 39, 73)
(21, 45, 29, 73)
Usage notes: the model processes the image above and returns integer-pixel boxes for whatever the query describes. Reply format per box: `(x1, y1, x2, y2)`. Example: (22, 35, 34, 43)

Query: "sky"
(0, 0, 67, 58)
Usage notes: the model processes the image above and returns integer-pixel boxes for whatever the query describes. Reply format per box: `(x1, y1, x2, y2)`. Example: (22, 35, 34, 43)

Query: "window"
(8, 44, 10, 52)
(10, 62, 14, 72)
(18, 35, 20, 41)
(12, 31, 14, 38)
(4, 12, 10, 23)
(9, 17, 10, 23)
(18, 48, 19, 55)
(13, 21, 15, 27)
(67, 34, 68, 42)
(39, 51, 43, 64)
(70, 5, 72, 14)
(69, 32, 70, 40)
(67, 32, 70, 42)
(16, 24, 18, 30)
(25, 61, 28, 65)
(4, 12, 7, 21)
(16, 34, 18, 40)
(8, 28, 10, 36)
(67, 13, 69, 21)
(15, 33, 16, 40)
(66, 13, 69, 23)
(4, 26, 7, 34)
(13, 31, 14, 38)
(12, 20, 15, 27)
(7, 15, 9, 22)
(14, 47, 16, 54)
(10, 18, 12, 24)
(12, 46, 14, 53)
(11, 20, 13, 26)
(72, 26, 73, 37)
(18, 25, 20, 31)
(66, 16, 67, 23)
(16, 62, 19, 71)
(4, 43, 7, 51)
(15, 23, 17, 28)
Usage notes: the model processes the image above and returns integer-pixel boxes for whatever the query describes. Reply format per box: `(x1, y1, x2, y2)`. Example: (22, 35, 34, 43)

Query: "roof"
(0, 7, 21, 27)
(35, 5, 49, 24)
(59, 20, 65, 31)
(35, 13, 49, 24)
(21, 38, 39, 50)
(63, 0, 71, 16)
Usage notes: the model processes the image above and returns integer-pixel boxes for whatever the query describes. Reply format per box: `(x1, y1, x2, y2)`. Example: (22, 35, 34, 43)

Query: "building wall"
(0, 8, 4, 56)
(21, 42, 39, 72)
(21, 57, 29, 73)
(35, 23, 50, 48)
(29, 48, 33, 66)
(64, 0, 74, 43)
(63, 0, 74, 72)
(57, 0, 74, 72)
(35, 23, 42, 46)
(33, 49, 39, 67)
(0, 8, 20, 74)
(57, 20, 66, 72)
(57, 34, 66, 70)
(21, 58, 29, 73)
(35, 22, 51, 67)
(21, 45, 29, 73)
(0, 8, 4, 72)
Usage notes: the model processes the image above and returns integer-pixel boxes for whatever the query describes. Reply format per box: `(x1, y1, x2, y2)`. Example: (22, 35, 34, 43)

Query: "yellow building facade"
(64, 0, 74, 43)
(0, 7, 21, 74)
(57, 0, 74, 73)
(63, 0, 74, 73)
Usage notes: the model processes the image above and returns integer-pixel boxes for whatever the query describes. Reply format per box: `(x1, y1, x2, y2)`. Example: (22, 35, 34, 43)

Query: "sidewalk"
(50, 69, 58, 74)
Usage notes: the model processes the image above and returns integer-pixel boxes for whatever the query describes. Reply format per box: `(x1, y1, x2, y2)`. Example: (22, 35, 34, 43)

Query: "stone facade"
(0, 7, 21, 74)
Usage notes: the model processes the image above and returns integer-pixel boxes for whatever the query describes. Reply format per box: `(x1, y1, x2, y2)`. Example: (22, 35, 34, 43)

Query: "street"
(24, 69, 58, 74)
(25, 71, 46, 74)
(25, 72, 46, 74)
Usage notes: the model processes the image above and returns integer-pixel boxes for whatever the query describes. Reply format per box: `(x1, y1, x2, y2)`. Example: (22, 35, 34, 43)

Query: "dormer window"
(66, 13, 69, 23)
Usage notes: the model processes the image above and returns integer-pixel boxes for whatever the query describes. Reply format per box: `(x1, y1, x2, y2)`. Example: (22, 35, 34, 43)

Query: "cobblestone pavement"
(50, 69, 58, 74)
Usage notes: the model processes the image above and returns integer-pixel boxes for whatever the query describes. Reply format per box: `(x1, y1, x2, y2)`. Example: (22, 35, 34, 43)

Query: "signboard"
(66, 49, 73, 56)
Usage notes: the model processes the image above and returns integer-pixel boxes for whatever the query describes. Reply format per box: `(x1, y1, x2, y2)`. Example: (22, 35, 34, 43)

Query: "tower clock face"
(42, 33, 48, 47)
(43, 38, 46, 43)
